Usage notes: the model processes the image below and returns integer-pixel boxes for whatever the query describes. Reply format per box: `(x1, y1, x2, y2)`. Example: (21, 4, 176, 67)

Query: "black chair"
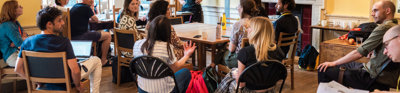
(129, 55, 179, 93)
(236, 60, 287, 93)
(169, 17, 184, 25)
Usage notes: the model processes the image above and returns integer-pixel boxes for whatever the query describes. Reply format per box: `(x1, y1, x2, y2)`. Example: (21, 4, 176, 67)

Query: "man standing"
(70, 0, 112, 65)
(14, 7, 102, 93)
(318, 1, 398, 90)
(274, 0, 298, 55)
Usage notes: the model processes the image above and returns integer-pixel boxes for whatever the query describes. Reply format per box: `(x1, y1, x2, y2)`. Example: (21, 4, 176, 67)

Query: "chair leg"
(291, 64, 294, 90)
(117, 62, 121, 86)
(13, 79, 16, 93)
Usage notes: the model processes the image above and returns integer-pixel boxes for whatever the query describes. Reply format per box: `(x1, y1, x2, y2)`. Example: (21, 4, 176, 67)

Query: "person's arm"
(318, 25, 388, 72)
(236, 61, 246, 88)
(14, 57, 26, 79)
(67, 58, 82, 91)
(318, 50, 363, 72)
(171, 41, 196, 72)
(90, 15, 99, 23)
(228, 22, 241, 52)
(179, 0, 186, 5)
(5, 23, 23, 48)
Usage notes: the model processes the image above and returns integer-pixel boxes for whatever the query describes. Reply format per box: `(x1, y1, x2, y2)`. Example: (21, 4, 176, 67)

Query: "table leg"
(211, 44, 216, 65)
(321, 29, 324, 42)
(197, 43, 206, 69)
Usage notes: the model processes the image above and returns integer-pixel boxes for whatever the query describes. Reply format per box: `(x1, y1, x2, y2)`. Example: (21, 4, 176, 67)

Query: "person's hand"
(9, 43, 15, 47)
(183, 40, 196, 57)
(371, 89, 396, 93)
(317, 62, 337, 72)
(139, 16, 146, 21)
(179, 0, 186, 5)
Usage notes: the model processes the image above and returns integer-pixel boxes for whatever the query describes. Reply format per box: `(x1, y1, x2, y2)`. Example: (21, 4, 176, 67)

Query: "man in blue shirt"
(14, 7, 102, 93)
(70, 0, 111, 65)
(179, 0, 203, 23)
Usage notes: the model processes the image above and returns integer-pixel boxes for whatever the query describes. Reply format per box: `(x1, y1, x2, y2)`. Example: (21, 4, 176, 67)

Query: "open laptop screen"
(70, 40, 92, 58)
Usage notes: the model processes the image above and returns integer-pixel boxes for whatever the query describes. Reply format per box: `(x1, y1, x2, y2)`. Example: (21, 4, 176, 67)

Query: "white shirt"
(133, 39, 177, 92)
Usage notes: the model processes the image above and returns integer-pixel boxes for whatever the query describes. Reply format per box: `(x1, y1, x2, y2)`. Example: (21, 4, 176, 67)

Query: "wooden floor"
(13, 65, 318, 93)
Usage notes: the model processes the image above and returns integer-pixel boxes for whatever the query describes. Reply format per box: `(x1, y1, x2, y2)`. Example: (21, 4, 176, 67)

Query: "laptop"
(70, 40, 93, 62)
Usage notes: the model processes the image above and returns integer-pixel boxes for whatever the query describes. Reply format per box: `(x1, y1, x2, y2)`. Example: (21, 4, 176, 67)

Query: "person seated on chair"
(0, 0, 26, 68)
(273, 0, 298, 56)
(70, 0, 112, 65)
(215, 17, 285, 93)
(14, 7, 102, 93)
(119, 0, 145, 40)
(133, 15, 196, 93)
(371, 25, 400, 93)
(318, 1, 398, 91)
(226, 0, 259, 68)
(146, 0, 185, 59)
(179, 0, 203, 23)
(54, 0, 69, 12)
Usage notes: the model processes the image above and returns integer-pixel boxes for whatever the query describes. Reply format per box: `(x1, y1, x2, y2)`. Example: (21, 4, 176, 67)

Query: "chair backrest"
(114, 28, 136, 56)
(129, 55, 179, 92)
(277, 31, 300, 59)
(236, 60, 287, 93)
(169, 16, 184, 25)
(113, 5, 121, 28)
(61, 8, 72, 39)
(21, 51, 73, 93)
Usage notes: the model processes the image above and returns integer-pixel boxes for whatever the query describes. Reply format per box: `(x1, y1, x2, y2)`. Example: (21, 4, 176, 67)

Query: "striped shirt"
(133, 39, 177, 92)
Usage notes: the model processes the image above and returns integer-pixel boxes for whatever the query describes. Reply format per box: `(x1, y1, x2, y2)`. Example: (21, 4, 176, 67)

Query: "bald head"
(384, 25, 400, 43)
(384, 25, 400, 62)
(371, 0, 395, 24)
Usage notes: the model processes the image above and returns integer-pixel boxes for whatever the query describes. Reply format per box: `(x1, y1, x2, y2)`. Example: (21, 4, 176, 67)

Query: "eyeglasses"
(384, 35, 399, 48)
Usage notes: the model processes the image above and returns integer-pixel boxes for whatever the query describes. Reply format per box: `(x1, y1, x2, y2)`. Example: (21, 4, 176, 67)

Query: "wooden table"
(320, 39, 369, 64)
(310, 25, 350, 44)
(173, 23, 231, 69)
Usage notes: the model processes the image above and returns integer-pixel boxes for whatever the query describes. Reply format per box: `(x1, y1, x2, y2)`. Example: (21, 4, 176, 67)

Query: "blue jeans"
(138, 68, 191, 93)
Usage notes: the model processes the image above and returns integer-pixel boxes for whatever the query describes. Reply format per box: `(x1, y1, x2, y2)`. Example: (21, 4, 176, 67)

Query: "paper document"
(317, 81, 369, 93)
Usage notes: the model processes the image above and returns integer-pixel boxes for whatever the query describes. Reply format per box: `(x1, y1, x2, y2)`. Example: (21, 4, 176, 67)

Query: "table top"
(172, 23, 231, 44)
(322, 39, 358, 46)
(311, 25, 350, 32)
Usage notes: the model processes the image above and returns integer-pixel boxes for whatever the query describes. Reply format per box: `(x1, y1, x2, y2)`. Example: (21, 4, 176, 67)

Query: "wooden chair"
(236, 60, 287, 93)
(113, 5, 121, 28)
(113, 28, 136, 86)
(226, 17, 240, 25)
(21, 51, 89, 93)
(169, 16, 184, 25)
(277, 30, 300, 90)
(0, 67, 23, 93)
(129, 55, 179, 92)
(61, 8, 72, 39)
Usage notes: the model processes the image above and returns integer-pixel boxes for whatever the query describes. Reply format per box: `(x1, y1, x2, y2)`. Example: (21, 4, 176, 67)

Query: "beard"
(53, 27, 63, 34)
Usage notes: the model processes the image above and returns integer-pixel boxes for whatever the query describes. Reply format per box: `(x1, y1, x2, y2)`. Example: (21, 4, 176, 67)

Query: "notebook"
(70, 40, 93, 62)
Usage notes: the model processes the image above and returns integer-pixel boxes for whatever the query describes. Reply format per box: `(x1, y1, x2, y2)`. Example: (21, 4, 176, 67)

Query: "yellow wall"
(0, 0, 41, 27)
(325, 0, 371, 18)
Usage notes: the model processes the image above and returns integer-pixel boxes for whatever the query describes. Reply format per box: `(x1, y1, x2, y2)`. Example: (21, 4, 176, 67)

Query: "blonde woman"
(216, 17, 285, 93)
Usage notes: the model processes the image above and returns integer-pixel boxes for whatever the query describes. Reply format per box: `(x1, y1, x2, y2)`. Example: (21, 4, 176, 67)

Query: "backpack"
(348, 22, 378, 42)
(298, 45, 319, 70)
(112, 56, 134, 84)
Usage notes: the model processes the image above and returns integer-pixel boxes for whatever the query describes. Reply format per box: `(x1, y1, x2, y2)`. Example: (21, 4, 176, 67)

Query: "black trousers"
(318, 62, 389, 91)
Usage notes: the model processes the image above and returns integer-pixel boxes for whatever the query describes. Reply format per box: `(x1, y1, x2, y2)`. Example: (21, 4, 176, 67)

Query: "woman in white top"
(133, 15, 196, 93)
